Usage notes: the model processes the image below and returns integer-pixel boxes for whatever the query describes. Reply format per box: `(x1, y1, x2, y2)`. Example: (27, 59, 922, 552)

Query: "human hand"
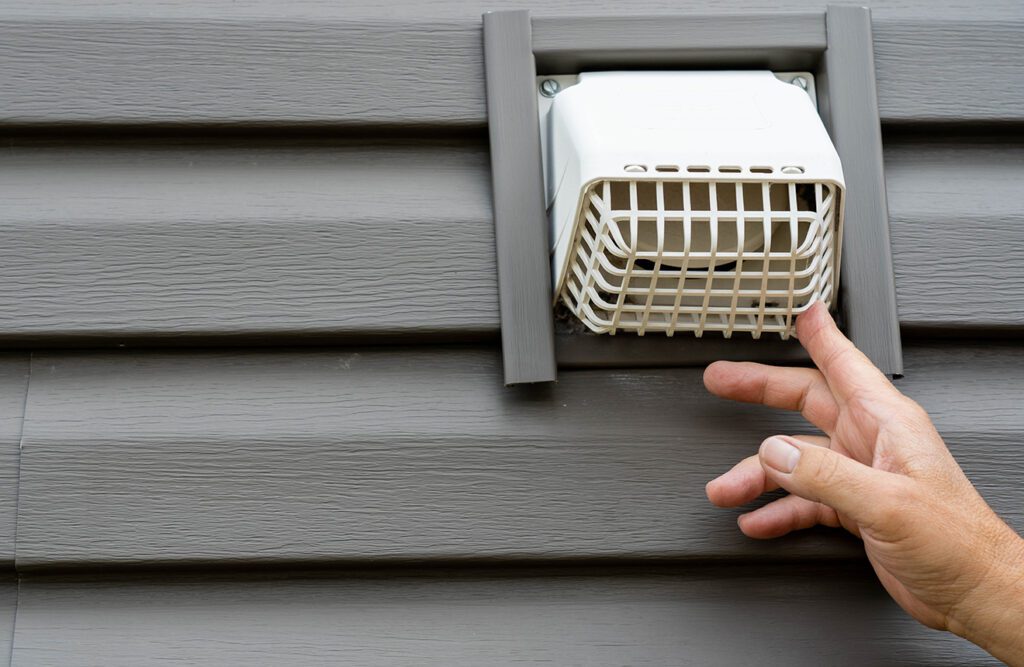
(703, 302, 1024, 665)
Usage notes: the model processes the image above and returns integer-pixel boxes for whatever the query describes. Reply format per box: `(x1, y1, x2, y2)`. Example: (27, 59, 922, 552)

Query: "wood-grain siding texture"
(0, 356, 30, 567)
(1, 137, 1020, 343)
(8, 565, 998, 666)
(0, 578, 14, 667)
(1, 3, 1022, 125)
(1, 1, 1021, 663)
(15, 342, 1022, 569)
(0, 139, 496, 343)
(886, 138, 1024, 330)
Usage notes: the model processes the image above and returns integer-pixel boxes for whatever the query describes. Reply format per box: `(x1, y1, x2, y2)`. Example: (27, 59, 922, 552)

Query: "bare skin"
(704, 302, 1024, 665)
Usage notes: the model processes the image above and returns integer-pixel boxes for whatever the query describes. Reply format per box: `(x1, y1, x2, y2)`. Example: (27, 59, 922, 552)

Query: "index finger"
(795, 302, 899, 403)
(704, 361, 838, 432)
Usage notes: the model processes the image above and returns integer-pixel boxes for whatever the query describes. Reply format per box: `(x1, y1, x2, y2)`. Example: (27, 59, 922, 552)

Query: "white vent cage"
(544, 71, 845, 339)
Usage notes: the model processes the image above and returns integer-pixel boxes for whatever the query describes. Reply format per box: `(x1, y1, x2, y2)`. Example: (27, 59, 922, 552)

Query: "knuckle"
(899, 397, 931, 423)
(815, 502, 841, 528)
(818, 343, 850, 375)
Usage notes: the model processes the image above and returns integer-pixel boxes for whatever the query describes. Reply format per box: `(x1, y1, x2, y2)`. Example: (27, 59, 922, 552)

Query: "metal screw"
(791, 76, 809, 90)
(539, 79, 561, 97)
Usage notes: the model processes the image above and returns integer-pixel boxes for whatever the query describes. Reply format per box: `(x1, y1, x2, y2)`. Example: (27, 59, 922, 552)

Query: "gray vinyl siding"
(1, 9, 1022, 125)
(0, 358, 23, 667)
(14, 342, 1023, 569)
(1, 137, 1021, 343)
(0, 0, 1021, 664)
(0, 356, 29, 567)
(886, 138, 1024, 330)
(8, 565, 998, 666)
(0, 578, 15, 665)
(0, 139, 497, 344)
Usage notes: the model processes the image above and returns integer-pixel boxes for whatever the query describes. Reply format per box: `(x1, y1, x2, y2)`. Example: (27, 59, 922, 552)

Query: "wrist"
(948, 527, 1024, 665)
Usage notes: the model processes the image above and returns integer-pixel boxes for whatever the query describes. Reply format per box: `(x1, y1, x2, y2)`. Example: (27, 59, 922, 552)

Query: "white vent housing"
(545, 71, 845, 339)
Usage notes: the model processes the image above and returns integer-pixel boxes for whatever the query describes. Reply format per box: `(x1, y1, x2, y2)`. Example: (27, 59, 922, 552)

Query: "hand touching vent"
(544, 71, 845, 339)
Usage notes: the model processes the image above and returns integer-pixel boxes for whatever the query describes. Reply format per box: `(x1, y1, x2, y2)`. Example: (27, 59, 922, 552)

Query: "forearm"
(950, 530, 1024, 666)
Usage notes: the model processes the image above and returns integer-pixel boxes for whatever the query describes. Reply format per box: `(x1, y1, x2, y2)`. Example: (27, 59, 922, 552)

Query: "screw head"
(791, 76, 809, 90)
(539, 79, 561, 98)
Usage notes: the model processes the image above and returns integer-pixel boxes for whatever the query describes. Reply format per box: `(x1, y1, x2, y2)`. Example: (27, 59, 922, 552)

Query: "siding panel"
(0, 19, 484, 127)
(1, 2, 1020, 664)
(10, 565, 995, 666)
(886, 139, 1024, 329)
(1, 13, 1021, 125)
(871, 19, 1024, 123)
(0, 577, 13, 667)
(0, 356, 30, 566)
(1, 139, 1020, 343)
(0, 140, 497, 342)
(15, 343, 1023, 569)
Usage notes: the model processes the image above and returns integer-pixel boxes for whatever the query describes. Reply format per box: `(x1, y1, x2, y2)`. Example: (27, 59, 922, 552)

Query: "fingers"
(737, 494, 840, 539)
(795, 302, 898, 403)
(706, 454, 779, 507)
(703, 361, 839, 431)
(758, 435, 908, 529)
(706, 435, 831, 508)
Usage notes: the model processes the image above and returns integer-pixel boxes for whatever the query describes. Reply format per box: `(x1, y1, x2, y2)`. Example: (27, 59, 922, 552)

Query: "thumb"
(759, 435, 902, 529)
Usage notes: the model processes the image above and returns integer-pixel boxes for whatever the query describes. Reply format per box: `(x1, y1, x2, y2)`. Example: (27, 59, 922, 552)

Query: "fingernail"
(761, 437, 801, 473)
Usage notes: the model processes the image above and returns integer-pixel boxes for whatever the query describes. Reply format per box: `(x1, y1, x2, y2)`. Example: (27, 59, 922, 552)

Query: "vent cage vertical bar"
(483, 10, 557, 385)
(696, 182, 720, 337)
(755, 182, 772, 339)
(783, 182, 799, 338)
(725, 181, 745, 338)
(668, 182, 694, 334)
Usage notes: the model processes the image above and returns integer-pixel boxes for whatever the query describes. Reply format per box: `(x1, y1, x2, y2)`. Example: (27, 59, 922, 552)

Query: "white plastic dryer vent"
(542, 71, 845, 339)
